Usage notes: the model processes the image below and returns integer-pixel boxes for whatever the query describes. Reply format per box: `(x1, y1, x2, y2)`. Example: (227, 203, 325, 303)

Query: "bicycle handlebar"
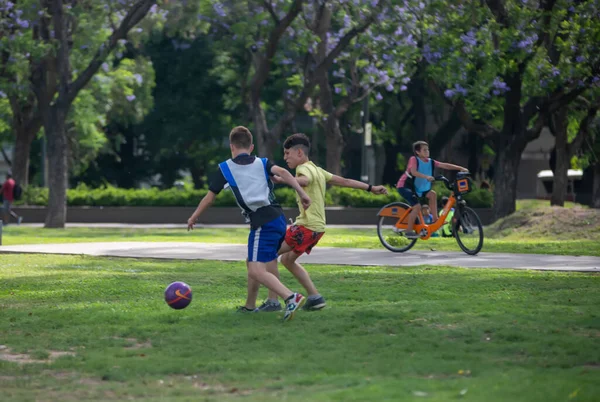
(435, 175, 453, 190)
(435, 172, 471, 191)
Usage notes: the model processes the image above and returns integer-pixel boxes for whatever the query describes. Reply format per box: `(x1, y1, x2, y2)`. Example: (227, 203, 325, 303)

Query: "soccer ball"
(164, 281, 192, 310)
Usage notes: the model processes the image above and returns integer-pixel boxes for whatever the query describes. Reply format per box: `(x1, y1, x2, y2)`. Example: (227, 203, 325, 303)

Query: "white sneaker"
(282, 293, 306, 322)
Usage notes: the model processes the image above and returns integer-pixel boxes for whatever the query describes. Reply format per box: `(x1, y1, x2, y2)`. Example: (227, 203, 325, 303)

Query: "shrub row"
(17, 183, 493, 208)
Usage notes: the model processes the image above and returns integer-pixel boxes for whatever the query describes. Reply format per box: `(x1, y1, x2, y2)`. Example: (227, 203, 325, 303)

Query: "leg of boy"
(398, 188, 420, 234)
(280, 250, 319, 296)
(262, 232, 324, 311)
(265, 260, 281, 302)
(426, 190, 438, 221)
(262, 241, 316, 304)
(246, 215, 305, 320)
(407, 204, 421, 232)
(243, 270, 261, 310)
(247, 260, 294, 300)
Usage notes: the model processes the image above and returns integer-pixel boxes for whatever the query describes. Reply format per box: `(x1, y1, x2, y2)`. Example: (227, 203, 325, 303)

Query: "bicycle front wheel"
(453, 206, 484, 255)
(377, 202, 418, 253)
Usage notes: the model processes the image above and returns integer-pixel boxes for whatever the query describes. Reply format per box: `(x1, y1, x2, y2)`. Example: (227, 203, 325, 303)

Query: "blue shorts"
(397, 187, 430, 206)
(247, 215, 287, 263)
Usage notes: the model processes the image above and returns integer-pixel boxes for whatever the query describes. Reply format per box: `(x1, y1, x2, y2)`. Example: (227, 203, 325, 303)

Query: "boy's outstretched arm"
(329, 175, 388, 195)
(187, 191, 217, 230)
(437, 162, 469, 172)
(271, 165, 312, 209)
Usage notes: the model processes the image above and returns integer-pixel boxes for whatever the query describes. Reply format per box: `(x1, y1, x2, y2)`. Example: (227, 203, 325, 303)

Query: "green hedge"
(17, 183, 493, 208)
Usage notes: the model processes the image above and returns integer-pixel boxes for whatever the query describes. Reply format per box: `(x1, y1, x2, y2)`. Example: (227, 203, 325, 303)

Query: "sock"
(268, 298, 280, 305)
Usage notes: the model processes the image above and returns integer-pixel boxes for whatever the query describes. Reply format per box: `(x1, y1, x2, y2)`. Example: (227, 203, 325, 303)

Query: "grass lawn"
(2, 225, 599, 257)
(0, 254, 599, 401)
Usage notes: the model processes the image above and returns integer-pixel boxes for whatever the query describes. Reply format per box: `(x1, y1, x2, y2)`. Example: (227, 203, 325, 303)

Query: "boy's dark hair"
(229, 126, 253, 149)
(413, 141, 429, 154)
(441, 196, 449, 207)
(283, 133, 310, 155)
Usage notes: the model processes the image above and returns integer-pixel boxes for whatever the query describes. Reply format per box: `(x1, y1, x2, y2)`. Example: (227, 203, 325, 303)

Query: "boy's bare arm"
(409, 167, 434, 181)
(271, 165, 311, 209)
(187, 191, 217, 230)
(329, 175, 388, 194)
(272, 174, 309, 187)
(437, 162, 468, 172)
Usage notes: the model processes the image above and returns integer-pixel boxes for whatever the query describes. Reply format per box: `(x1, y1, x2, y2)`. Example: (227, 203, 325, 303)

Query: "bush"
(17, 182, 493, 208)
(328, 186, 402, 207)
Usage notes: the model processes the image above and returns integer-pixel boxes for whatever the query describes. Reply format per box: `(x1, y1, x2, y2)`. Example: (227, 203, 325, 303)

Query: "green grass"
(515, 199, 584, 211)
(2, 225, 600, 256)
(0, 254, 598, 401)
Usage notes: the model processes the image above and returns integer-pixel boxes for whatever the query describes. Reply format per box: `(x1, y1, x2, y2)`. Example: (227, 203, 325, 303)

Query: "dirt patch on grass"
(0, 345, 76, 364)
(166, 375, 253, 396)
(487, 206, 600, 240)
(109, 337, 152, 349)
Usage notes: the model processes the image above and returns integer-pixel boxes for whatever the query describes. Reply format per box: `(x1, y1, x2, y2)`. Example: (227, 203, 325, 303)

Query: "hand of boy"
(187, 217, 196, 231)
(271, 175, 285, 184)
(371, 185, 388, 195)
(299, 192, 311, 210)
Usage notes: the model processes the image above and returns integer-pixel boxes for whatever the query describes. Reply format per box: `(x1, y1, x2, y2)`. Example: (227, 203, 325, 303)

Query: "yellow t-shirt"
(294, 161, 333, 232)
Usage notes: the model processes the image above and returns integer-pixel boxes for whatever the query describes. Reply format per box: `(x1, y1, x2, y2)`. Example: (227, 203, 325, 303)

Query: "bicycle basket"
(454, 176, 473, 195)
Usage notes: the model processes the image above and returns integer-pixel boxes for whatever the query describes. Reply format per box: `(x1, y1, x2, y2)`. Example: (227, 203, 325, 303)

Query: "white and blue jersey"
(209, 153, 286, 262)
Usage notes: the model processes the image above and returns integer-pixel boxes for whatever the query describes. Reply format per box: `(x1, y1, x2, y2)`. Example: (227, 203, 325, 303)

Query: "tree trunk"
(492, 138, 526, 220)
(44, 106, 68, 228)
(8, 96, 43, 187)
(324, 117, 343, 175)
(593, 162, 600, 209)
(11, 130, 35, 187)
(251, 95, 275, 160)
(315, 3, 342, 174)
(550, 107, 569, 206)
(189, 164, 205, 189)
(408, 69, 427, 140)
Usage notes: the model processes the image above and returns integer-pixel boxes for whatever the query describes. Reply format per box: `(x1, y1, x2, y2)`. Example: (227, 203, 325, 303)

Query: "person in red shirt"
(0, 171, 22, 225)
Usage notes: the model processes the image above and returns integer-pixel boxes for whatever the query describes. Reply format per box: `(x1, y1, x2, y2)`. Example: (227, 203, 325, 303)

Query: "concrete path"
(1, 242, 598, 272)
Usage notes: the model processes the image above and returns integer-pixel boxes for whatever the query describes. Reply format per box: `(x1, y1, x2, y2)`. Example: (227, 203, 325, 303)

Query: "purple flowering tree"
(286, 0, 419, 175)
(0, 0, 158, 227)
(0, 0, 159, 195)
(421, 0, 600, 218)
(194, 0, 305, 160)
(200, 0, 391, 163)
(0, 0, 44, 186)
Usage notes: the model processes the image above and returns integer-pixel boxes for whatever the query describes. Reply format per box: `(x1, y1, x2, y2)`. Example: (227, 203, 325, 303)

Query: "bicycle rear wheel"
(377, 202, 418, 253)
(453, 206, 484, 255)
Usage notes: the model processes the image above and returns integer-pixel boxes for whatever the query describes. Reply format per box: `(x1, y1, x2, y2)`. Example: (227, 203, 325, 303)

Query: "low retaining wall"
(12, 206, 495, 225)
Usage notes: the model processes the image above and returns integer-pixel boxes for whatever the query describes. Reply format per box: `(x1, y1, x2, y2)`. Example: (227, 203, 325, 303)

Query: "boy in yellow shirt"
(254, 133, 388, 312)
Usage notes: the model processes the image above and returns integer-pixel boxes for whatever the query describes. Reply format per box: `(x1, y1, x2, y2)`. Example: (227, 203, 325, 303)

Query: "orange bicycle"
(376, 172, 484, 255)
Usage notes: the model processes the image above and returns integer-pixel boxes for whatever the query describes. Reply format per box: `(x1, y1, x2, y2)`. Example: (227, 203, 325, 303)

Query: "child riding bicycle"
(396, 141, 468, 239)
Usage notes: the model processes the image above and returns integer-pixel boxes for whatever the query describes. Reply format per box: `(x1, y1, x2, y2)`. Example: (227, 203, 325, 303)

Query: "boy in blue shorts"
(187, 126, 312, 321)
(396, 141, 467, 239)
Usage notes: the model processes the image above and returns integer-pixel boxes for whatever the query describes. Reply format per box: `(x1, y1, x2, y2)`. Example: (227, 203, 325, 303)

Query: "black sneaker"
(405, 230, 419, 239)
(236, 306, 257, 313)
(257, 300, 282, 312)
(303, 296, 326, 311)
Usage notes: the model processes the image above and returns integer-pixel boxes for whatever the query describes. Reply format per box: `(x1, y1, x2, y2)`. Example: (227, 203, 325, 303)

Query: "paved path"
(1, 242, 598, 272)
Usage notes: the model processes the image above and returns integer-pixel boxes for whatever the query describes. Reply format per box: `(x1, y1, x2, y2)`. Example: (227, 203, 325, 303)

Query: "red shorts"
(284, 225, 324, 255)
